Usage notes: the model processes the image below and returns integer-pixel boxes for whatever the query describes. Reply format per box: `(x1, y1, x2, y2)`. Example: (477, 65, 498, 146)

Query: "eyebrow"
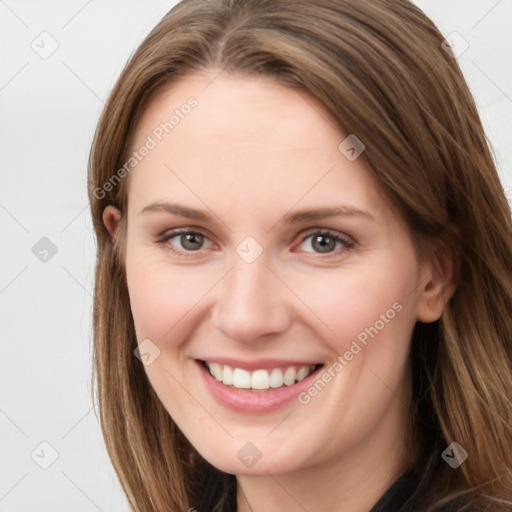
(283, 205, 375, 223)
(139, 201, 375, 223)
(139, 202, 212, 220)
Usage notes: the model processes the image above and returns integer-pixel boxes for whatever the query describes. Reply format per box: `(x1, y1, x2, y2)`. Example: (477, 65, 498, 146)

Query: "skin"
(103, 70, 456, 512)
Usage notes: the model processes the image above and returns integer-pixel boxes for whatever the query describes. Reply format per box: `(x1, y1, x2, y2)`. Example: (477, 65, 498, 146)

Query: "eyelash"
(156, 227, 355, 259)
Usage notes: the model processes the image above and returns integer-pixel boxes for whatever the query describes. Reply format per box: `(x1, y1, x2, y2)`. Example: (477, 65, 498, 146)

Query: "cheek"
(292, 261, 417, 356)
(125, 248, 214, 342)
(127, 262, 198, 340)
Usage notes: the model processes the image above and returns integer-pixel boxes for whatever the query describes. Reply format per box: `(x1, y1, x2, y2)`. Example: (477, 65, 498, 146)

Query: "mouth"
(199, 360, 324, 392)
(196, 358, 326, 413)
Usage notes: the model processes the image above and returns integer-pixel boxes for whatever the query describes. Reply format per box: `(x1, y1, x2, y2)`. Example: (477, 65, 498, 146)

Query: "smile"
(196, 358, 325, 413)
(203, 361, 322, 391)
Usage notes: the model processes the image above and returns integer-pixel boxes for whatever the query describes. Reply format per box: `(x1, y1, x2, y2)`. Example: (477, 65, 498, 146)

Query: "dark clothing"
(369, 463, 465, 512)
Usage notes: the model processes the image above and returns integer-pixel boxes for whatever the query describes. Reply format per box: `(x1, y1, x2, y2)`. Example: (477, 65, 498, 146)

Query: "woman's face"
(104, 70, 441, 476)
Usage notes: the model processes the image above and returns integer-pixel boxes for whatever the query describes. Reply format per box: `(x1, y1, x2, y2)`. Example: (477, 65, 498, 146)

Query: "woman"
(88, 0, 512, 510)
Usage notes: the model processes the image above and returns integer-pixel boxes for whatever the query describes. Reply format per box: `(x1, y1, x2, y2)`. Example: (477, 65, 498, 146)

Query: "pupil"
(183, 233, 202, 250)
(314, 235, 334, 253)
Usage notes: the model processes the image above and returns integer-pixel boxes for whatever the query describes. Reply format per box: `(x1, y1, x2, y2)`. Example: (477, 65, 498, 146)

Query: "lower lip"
(196, 360, 323, 414)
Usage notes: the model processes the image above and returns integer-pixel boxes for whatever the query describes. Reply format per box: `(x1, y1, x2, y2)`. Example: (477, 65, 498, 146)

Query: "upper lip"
(197, 357, 323, 371)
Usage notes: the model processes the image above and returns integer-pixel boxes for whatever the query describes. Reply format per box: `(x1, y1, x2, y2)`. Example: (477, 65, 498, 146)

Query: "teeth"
(269, 368, 284, 388)
(223, 364, 233, 385)
(233, 368, 251, 389)
(251, 369, 269, 390)
(283, 367, 296, 386)
(205, 362, 318, 390)
(210, 362, 223, 381)
(296, 366, 309, 382)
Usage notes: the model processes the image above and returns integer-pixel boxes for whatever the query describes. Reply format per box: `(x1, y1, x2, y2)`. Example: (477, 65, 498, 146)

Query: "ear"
(416, 244, 458, 323)
(102, 205, 122, 243)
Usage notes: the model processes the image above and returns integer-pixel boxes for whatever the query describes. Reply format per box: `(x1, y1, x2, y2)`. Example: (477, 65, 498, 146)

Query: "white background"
(1, 1, 511, 510)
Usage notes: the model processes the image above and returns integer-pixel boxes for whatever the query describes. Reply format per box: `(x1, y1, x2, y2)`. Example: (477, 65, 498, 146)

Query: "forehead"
(125, 71, 387, 221)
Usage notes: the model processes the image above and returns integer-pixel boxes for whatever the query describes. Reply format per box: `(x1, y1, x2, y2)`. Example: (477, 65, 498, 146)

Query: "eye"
(156, 228, 213, 256)
(295, 229, 355, 256)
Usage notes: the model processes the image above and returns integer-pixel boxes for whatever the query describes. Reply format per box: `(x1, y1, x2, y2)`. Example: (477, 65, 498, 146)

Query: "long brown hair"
(88, 1, 512, 510)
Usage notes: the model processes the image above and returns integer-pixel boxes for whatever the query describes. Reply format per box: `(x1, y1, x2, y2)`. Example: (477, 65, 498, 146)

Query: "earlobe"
(102, 206, 122, 243)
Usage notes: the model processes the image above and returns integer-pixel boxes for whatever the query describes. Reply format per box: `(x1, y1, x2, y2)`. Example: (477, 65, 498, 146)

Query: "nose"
(210, 254, 291, 345)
